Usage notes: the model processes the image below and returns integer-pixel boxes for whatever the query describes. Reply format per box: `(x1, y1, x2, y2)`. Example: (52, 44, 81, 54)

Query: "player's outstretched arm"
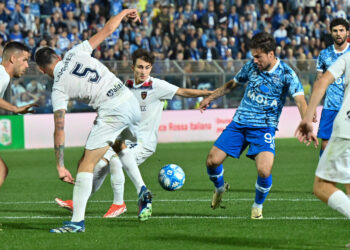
(294, 95, 307, 119)
(0, 98, 38, 114)
(88, 9, 140, 50)
(295, 70, 335, 147)
(176, 88, 214, 97)
(199, 79, 237, 112)
(54, 109, 74, 184)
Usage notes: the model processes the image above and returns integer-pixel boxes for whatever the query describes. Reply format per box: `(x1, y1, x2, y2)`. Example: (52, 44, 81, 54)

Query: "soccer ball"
(158, 164, 185, 191)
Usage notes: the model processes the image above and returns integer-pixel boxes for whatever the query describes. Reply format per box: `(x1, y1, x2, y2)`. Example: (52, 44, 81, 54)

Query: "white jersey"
(0, 65, 10, 98)
(125, 77, 178, 151)
(327, 53, 350, 139)
(51, 40, 132, 112)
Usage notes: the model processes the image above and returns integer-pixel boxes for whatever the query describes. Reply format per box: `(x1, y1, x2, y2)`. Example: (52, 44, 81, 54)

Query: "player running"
(199, 32, 308, 219)
(35, 9, 151, 233)
(0, 41, 37, 188)
(54, 48, 213, 218)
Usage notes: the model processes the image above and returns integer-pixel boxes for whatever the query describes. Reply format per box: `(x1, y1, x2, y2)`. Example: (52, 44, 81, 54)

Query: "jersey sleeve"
(155, 79, 179, 100)
(285, 67, 304, 97)
(51, 88, 69, 112)
(233, 61, 251, 85)
(316, 51, 325, 72)
(328, 54, 347, 81)
(68, 40, 93, 55)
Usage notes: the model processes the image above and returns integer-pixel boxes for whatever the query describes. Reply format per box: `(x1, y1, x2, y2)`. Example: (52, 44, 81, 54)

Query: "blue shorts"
(214, 121, 276, 160)
(317, 109, 338, 140)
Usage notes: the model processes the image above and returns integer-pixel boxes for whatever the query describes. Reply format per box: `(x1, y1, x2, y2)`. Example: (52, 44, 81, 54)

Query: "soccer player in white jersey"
(296, 51, 350, 221)
(34, 9, 152, 233)
(0, 41, 37, 189)
(54, 48, 213, 218)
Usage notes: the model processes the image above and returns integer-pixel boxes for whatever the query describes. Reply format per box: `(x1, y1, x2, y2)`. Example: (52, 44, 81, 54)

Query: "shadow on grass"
(149, 233, 331, 249)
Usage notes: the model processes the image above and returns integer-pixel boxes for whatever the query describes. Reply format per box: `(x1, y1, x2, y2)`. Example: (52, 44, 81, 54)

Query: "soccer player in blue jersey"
(316, 18, 350, 157)
(199, 32, 308, 219)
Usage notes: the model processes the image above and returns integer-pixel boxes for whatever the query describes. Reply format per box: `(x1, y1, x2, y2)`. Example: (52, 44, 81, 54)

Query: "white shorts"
(85, 96, 141, 150)
(316, 137, 350, 184)
(103, 142, 154, 166)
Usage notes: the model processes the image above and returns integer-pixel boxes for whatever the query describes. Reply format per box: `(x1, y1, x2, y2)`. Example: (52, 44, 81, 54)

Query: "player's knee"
(206, 155, 220, 168)
(257, 168, 271, 178)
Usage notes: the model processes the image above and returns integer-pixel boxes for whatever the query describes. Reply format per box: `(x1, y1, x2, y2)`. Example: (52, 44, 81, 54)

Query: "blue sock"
(254, 175, 272, 205)
(207, 164, 224, 189)
(319, 149, 324, 157)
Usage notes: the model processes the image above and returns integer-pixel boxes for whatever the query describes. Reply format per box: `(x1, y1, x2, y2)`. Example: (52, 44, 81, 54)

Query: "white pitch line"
(0, 198, 319, 205)
(0, 215, 346, 220)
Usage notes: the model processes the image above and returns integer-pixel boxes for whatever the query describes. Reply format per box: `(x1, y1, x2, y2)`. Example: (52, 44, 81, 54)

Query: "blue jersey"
(233, 59, 304, 128)
(316, 44, 350, 110)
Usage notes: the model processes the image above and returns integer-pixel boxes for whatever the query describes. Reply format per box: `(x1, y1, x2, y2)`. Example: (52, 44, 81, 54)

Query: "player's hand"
(15, 103, 39, 114)
(312, 112, 317, 123)
(124, 9, 141, 23)
(199, 98, 211, 113)
(295, 120, 318, 148)
(57, 167, 75, 184)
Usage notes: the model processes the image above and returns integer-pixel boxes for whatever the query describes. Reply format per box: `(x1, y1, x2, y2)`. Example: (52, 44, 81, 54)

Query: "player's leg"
(112, 141, 145, 195)
(0, 157, 9, 188)
(104, 155, 127, 218)
(246, 127, 275, 219)
(207, 121, 246, 209)
(50, 146, 109, 233)
(71, 146, 110, 222)
(314, 137, 350, 218)
(313, 177, 350, 218)
(252, 151, 274, 219)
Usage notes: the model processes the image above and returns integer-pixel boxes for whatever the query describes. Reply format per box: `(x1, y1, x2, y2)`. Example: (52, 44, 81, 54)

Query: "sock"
(328, 190, 350, 219)
(91, 159, 109, 196)
(71, 172, 93, 222)
(109, 156, 125, 205)
(207, 164, 224, 192)
(254, 175, 272, 206)
(118, 148, 145, 194)
(319, 149, 324, 157)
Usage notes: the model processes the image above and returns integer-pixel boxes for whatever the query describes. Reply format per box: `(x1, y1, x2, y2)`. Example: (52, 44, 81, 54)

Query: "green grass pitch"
(0, 139, 348, 249)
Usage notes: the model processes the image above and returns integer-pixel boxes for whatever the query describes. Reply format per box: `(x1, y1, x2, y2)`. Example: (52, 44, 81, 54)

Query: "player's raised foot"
(138, 186, 152, 221)
(49, 220, 85, 233)
(211, 182, 230, 209)
(54, 198, 73, 212)
(251, 207, 263, 219)
(103, 202, 127, 218)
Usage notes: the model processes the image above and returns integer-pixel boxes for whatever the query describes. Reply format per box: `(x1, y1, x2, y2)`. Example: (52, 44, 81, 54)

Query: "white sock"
(328, 190, 350, 219)
(118, 148, 145, 194)
(252, 202, 263, 209)
(91, 159, 109, 196)
(109, 156, 125, 205)
(72, 172, 93, 222)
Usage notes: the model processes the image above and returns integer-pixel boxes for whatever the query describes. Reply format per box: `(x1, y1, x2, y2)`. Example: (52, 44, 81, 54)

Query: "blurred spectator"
(9, 23, 23, 42)
(201, 39, 218, 60)
(64, 10, 78, 32)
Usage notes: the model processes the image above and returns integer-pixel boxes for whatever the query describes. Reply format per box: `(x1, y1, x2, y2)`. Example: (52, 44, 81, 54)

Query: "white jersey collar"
(333, 43, 350, 54)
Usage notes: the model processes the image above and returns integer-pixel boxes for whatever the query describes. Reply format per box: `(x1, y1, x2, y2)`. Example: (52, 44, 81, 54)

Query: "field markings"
(0, 215, 346, 220)
(0, 198, 319, 205)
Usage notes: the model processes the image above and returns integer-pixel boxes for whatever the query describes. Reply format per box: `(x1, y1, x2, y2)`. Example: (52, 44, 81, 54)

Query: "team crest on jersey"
(141, 91, 147, 99)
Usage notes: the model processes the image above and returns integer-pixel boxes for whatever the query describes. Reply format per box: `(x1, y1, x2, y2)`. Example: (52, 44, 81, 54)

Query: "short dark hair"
(132, 48, 155, 65)
(2, 41, 30, 61)
(330, 18, 350, 31)
(34, 47, 58, 68)
(250, 32, 276, 54)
